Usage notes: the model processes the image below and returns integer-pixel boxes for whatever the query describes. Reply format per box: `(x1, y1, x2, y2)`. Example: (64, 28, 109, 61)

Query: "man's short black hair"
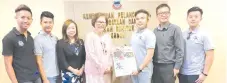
(135, 9, 150, 17)
(40, 11, 54, 21)
(187, 6, 203, 16)
(15, 4, 32, 16)
(156, 3, 171, 14)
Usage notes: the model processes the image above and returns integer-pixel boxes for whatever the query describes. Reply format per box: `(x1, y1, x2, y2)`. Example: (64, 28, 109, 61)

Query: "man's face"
(40, 17, 54, 33)
(187, 11, 202, 28)
(135, 13, 149, 29)
(157, 7, 170, 23)
(15, 10, 33, 30)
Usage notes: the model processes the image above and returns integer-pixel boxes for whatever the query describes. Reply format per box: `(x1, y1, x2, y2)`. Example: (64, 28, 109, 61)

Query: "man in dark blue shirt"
(2, 4, 40, 83)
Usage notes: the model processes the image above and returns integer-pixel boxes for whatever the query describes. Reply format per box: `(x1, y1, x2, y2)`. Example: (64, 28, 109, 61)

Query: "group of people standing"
(130, 4, 214, 83)
(2, 3, 214, 83)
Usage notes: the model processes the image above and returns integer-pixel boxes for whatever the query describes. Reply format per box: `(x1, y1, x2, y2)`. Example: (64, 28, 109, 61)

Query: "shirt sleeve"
(34, 36, 43, 56)
(145, 30, 156, 49)
(203, 33, 215, 51)
(56, 41, 70, 70)
(2, 36, 14, 56)
(80, 39, 86, 65)
(173, 27, 184, 69)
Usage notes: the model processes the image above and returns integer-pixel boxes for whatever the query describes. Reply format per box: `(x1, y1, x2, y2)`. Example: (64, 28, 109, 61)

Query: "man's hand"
(195, 74, 207, 83)
(131, 70, 139, 76)
(173, 69, 179, 77)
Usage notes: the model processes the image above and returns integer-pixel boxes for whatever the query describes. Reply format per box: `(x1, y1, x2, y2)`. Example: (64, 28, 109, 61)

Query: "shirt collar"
(136, 28, 147, 33)
(38, 30, 53, 37)
(187, 27, 200, 34)
(13, 27, 31, 36)
(157, 22, 170, 30)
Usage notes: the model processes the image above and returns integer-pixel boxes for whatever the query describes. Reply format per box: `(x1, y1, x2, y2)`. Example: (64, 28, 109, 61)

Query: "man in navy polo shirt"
(2, 4, 40, 83)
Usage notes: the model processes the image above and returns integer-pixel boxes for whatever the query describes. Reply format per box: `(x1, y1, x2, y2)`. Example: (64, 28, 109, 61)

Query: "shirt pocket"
(167, 35, 174, 46)
(190, 52, 198, 63)
(132, 35, 145, 47)
(190, 55, 202, 68)
(193, 36, 203, 45)
(43, 42, 55, 52)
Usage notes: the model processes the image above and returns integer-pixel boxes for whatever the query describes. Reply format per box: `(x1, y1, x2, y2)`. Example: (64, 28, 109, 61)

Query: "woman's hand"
(104, 67, 112, 74)
(72, 68, 82, 76)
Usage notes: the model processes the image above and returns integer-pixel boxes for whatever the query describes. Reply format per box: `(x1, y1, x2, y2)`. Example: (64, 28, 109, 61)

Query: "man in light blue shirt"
(130, 9, 156, 83)
(179, 7, 215, 83)
(34, 11, 61, 83)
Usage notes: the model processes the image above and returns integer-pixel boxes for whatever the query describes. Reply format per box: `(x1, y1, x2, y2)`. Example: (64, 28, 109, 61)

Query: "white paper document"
(113, 46, 137, 77)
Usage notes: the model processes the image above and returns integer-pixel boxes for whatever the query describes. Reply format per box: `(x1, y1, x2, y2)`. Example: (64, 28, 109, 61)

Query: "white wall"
(0, 0, 226, 83)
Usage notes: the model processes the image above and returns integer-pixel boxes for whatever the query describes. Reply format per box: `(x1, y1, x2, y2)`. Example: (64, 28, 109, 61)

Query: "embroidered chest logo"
(18, 40, 24, 47)
(194, 36, 198, 40)
(139, 36, 144, 40)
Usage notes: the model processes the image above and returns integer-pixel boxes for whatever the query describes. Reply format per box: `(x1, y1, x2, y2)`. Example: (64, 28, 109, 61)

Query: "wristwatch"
(138, 69, 142, 73)
(202, 72, 208, 76)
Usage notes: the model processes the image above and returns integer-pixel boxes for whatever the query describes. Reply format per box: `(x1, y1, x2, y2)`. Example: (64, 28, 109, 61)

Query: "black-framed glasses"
(187, 32, 192, 40)
(96, 21, 106, 24)
(157, 11, 170, 15)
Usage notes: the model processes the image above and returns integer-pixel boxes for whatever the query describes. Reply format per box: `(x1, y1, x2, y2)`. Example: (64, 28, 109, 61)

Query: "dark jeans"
(178, 74, 199, 83)
(18, 78, 41, 83)
(47, 75, 62, 83)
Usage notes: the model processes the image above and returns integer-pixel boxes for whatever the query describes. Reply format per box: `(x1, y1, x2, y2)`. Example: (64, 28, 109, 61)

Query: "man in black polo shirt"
(2, 4, 41, 83)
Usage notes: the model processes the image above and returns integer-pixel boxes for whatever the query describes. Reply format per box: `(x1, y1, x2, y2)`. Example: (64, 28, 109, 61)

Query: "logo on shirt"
(194, 36, 198, 40)
(139, 36, 142, 40)
(18, 41, 24, 47)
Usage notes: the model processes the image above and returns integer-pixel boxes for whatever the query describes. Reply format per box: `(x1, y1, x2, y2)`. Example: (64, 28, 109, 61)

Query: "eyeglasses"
(187, 32, 192, 40)
(157, 12, 170, 15)
(96, 21, 106, 24)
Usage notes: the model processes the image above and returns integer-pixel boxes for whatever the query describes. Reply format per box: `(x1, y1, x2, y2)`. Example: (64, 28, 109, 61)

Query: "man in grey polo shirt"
(34, 11, 60, 83)
(152, 4, 184, 83)
(179, 7, 214, 83)
(130, 9, 156, 83)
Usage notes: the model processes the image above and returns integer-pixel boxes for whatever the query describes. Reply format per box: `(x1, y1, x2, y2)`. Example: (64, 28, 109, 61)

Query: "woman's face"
(66, 23, 77, 38)
(94, 16, 107, 33)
